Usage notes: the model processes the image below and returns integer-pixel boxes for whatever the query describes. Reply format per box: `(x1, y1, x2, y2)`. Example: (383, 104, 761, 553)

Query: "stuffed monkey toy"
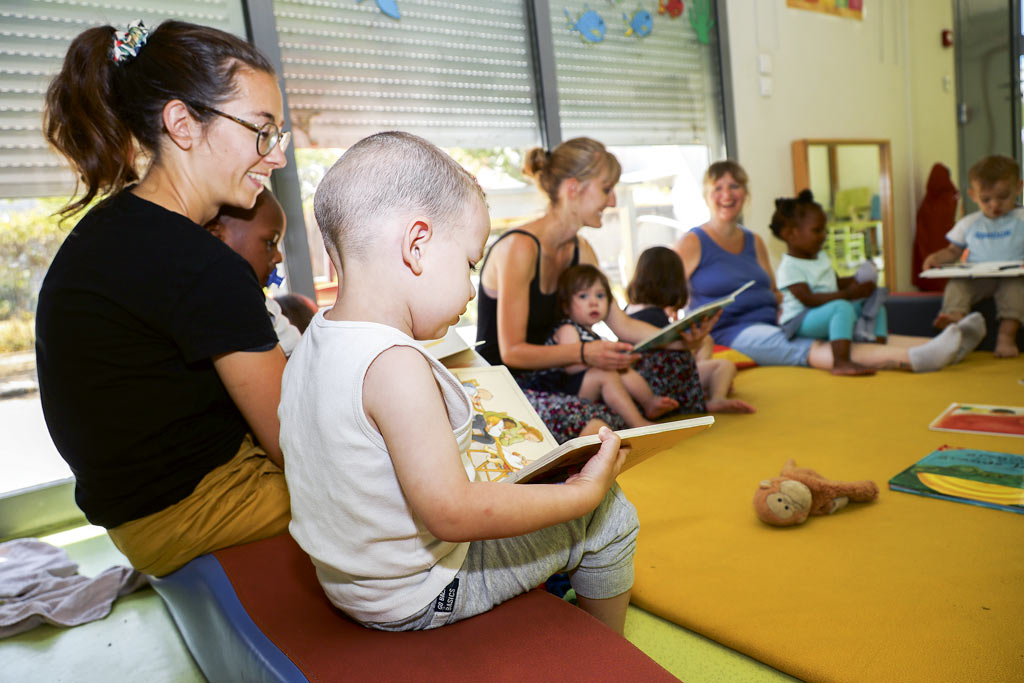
(753, 459, 878, 527)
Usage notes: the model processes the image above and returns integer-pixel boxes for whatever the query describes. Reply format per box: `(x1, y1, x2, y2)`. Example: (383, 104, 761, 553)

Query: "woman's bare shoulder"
(484, 227, 541, 286)
(675, 230, 702, 267)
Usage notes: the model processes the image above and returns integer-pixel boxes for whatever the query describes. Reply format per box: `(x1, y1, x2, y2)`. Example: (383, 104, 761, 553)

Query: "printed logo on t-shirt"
(434, 578, 459, 613)
(974, 229, 1011, 240)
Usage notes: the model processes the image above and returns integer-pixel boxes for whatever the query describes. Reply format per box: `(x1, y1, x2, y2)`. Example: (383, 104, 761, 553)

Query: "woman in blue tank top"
(476, 138, 710, 443)
(675, 161, 966, 372)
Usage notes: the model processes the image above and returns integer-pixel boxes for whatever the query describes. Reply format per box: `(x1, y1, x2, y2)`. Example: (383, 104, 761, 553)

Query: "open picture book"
(919, 260, 1024, 279)
(632, 280, 755, 352)
(450, 365, 714, 484)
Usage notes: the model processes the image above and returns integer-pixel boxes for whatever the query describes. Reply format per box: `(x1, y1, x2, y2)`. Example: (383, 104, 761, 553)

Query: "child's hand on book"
(564, 427, 629, 496)
(674, 309, 720, 351)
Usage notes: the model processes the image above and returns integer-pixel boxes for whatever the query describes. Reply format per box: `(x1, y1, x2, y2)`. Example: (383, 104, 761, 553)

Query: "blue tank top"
(687, 227, 779, 346)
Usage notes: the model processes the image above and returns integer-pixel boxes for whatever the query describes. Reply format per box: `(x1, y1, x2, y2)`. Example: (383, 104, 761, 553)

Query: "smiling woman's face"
(704, 172, 747, 225)
(198, 69, 288, 213)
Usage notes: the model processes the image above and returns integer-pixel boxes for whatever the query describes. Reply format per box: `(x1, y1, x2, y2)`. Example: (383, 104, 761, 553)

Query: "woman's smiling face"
(704, 172, 747, 224)
(199, 69, 288, 213)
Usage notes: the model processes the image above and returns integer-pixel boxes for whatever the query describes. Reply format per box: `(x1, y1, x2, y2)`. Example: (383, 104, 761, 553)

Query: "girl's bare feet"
(831, 360, 876, 376)
(642, 395, 679, 420)
(705, 397, 756, 413)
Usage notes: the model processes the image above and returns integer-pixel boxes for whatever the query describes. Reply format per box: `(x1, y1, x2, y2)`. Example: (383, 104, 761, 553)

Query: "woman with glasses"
(37, 20, 293, 576)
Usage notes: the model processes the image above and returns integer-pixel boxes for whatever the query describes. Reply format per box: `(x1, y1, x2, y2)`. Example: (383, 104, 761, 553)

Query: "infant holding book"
(280, 131, 638, 634)
(922, 154, 1024, 358)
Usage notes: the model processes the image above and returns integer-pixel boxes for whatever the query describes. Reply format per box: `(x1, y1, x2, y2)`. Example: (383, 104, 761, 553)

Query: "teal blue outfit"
(776, 252, 888, 342)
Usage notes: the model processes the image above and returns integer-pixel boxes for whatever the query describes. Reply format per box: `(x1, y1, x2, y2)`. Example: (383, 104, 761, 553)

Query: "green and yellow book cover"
(889, 447, 1024, 514)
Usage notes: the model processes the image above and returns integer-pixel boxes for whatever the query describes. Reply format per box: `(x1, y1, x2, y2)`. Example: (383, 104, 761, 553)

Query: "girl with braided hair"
(769, 189, 884, 376)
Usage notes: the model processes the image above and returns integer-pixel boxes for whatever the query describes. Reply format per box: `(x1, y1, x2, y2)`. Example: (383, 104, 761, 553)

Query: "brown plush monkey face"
(754, 478, 812, 526)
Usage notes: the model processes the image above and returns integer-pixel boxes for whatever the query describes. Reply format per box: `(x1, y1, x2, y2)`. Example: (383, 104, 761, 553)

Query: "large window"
(266, 0, 726, 302)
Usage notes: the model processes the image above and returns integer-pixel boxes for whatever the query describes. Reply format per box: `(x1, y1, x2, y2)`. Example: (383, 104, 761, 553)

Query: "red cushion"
(214, 534, 676, 681)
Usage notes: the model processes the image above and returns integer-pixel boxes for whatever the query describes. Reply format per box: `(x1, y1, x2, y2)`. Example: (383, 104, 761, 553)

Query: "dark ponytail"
(44, 20, 274, 217)
(769, 188, 820, 239)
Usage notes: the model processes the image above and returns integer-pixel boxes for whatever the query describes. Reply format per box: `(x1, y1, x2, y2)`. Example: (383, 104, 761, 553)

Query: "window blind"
(0, 0, 247, 199)
(271, 0, 541, 149)
(549, 1, 724, 150)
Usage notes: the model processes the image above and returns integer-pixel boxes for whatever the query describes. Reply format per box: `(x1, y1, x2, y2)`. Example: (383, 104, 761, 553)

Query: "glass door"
(953, 0, 1022, 212)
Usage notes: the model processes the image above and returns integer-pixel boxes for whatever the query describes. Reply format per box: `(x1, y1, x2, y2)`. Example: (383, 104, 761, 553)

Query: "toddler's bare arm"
(363, 345, 623, 542)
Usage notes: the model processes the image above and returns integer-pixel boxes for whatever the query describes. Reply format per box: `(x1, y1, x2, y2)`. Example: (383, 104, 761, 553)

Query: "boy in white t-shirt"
(923, 155, 1024, 358)
(279, 132, 638, 633)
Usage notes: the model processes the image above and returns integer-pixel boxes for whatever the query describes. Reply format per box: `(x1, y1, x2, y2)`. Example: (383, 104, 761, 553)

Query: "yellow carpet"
(620, 353, 1023, 683)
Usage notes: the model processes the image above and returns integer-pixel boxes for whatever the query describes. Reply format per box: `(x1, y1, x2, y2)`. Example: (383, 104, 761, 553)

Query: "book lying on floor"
(919, 260, 1024, 278)
(632, 280, 755, 352)
(450, 365, 714, 484)
(888, 447, 1024, 514)
(928, 403, 1024, 438)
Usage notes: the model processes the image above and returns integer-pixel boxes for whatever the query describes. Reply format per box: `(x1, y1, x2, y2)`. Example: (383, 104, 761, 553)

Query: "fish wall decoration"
(623, 8, 654, 37)
(565, 5, 607, 43)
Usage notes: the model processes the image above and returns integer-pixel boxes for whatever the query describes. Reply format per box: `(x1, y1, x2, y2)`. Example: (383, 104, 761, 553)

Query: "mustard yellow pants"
(107, 434, 290, 577)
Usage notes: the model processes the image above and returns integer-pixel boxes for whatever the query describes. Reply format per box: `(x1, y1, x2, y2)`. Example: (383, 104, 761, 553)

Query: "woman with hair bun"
(37, 20, 293, 576)
(475, 137, 711, 442)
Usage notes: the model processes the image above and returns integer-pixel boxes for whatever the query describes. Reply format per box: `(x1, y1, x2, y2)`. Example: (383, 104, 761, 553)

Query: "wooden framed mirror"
(792, 139, 896, 288)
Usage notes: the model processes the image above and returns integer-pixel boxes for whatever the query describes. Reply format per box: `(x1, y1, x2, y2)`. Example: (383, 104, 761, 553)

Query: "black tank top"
(475, 229, 579, 367)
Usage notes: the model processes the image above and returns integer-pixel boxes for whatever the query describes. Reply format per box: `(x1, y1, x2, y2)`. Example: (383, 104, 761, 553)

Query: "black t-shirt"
(35, 190, 277, 528)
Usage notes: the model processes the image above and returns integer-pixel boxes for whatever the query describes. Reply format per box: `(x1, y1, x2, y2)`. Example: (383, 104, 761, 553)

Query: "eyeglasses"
(190, 103, 291, 157)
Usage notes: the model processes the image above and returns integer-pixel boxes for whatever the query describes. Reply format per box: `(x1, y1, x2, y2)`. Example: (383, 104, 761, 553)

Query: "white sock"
(908, 325, 961, 372)
(952, 312, 987, 363)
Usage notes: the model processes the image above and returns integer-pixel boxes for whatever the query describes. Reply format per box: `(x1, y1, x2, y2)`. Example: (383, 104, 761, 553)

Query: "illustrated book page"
(449, 366, 715, 483)
(632, 280, 754, 352)
(928, 403, 1024, 438)
(888, 446, 1024, 514)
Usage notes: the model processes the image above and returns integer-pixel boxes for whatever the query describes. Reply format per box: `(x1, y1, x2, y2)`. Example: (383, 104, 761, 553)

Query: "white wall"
(905, 0, 959, 205)
(722, 0, 958, 290)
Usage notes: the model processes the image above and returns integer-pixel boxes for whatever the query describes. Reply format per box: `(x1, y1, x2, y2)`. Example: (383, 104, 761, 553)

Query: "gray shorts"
(363, 484, 638, 631)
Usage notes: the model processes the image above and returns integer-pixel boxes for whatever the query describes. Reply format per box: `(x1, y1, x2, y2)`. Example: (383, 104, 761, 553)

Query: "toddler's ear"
(402, 218, 432, 276)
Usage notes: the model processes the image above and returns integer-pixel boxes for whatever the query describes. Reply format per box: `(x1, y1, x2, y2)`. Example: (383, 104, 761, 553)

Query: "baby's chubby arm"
(552, 323, 587, 374)
(922, 242, 964, 270)
(363, 345, 625, 542)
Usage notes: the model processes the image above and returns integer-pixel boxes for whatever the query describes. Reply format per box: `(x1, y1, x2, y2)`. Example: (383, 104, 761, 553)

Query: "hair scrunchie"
(112, 20, 149, 64)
